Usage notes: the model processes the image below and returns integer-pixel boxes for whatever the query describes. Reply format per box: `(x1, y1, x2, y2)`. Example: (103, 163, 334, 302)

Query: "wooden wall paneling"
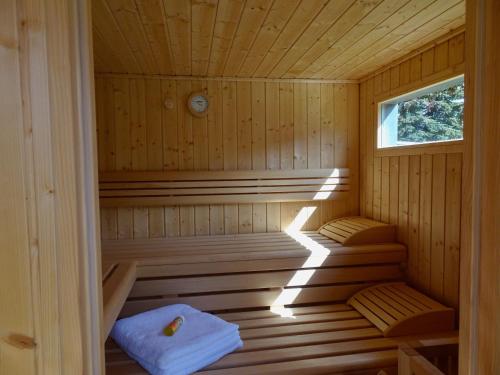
(1, 0, 102, 372)
(113, 78, 132, 239)
(460, 1, 500, 371)
(177, 81, 195, 236)
(279, 82, 294, 169)
(381, 157, 390, 223)
(293, 83, 308, 169)
(96, 78, 360, 238)
(372, 157, 382, 221)
(407, 155, 421, 285)
(397, 155, 409, 244)
(236, 81, 252, 170)
(222, 80, 238, 234)
(333, 84, 348, 167)
(418, 154, 433, 291)
(448, 33, 465, 67)
(421, 49, 435, 78)
(359, 83, 367, 217)
(348, 84, 360, 215)
(1, 2, 38, 372)
(434, 41, 449, 73)
(443, 153, 461, 309)
(130, 79, 149, 239)
(359, 32, 465, 307)
(147, 78, 165, 238)
(307, 84, 322, 168)
(265, 82, 280, 170)
(208, 80, 224, 234)
(388, 156, 399, 225)
(208, 80, 224, 170)
(251, 81, 266, 231)
(320, 84, 335, 169)
(430, 153, 446, 300)
(365, 79, 374, 218)
(192, 80, 210, 235)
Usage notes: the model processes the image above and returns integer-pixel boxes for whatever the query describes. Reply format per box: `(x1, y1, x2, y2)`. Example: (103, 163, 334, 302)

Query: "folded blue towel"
(110, 304, 242, 374)
(124, 333, 243, 375)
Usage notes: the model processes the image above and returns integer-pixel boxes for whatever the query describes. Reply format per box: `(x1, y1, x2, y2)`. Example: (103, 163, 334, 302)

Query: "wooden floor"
(105, 303, 398, 375)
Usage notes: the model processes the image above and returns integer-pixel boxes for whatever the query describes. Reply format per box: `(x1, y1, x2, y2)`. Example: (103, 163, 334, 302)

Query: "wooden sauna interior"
(1, 0, 499, 374)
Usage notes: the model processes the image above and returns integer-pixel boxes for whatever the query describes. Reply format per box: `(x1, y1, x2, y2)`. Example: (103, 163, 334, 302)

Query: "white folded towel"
(110, 304, 243, 374)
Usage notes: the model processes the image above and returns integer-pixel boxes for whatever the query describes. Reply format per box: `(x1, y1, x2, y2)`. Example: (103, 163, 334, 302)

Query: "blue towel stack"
(111, 304, 243, 375)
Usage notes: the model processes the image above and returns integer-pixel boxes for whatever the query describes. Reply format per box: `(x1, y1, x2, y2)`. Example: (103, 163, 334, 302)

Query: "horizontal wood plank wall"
(359, 32, 465, 310)
(95, 77, 359, 239)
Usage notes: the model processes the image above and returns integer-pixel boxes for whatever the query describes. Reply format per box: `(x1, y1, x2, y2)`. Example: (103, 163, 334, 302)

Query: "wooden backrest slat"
(99, 168, 350, 207)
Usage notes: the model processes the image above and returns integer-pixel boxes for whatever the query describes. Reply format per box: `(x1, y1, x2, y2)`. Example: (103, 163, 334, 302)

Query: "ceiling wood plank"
(92, 0, 465, 80)
(337, 1, 465, 79)
(311, 0, 437, 79)
(253, 0, 330, 77)
(237, 0, 300, 77)
(294, 0, 413, 79)
(208, 0, 246, 76)
(93, 0, 142, 73)
(106, 0, 159, 73)
(284, 0, 385, 78)
(135, 0, 175, 75)
(163, 0, 192, 75)
(191, 0, 218, 76)
(223, 0, 274, 76)
(268, 0, 355, 78)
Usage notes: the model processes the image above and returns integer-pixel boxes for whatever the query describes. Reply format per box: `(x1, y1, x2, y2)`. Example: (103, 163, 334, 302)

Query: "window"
(378, 76, 464, 148)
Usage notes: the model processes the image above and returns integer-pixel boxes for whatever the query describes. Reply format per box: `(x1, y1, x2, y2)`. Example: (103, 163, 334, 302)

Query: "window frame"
(375, 74, 465, 156)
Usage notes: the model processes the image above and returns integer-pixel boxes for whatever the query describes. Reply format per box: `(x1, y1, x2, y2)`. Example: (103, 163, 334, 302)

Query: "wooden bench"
(100, 217, 456, 374)
(99, 168, 349, 207)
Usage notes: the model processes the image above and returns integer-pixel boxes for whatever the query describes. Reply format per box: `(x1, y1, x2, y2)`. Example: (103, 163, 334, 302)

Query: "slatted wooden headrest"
(348, 283, 455, 337)
(318, 217, 396, 245)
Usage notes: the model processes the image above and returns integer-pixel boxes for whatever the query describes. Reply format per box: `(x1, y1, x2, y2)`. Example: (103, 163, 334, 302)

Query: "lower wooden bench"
(100, 218, 454, 374)
(105, 303, 399, 374)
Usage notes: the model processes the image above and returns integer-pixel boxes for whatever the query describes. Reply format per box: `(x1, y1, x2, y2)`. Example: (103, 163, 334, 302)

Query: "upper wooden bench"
(99, 168, 349, 207)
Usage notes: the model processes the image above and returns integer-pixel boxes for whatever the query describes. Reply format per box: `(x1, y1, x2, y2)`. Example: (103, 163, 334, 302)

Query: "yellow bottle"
(163, 316, 184, 336)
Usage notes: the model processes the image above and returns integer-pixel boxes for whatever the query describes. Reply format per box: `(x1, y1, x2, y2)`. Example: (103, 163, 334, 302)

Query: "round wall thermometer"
(187, 91, 209, 117)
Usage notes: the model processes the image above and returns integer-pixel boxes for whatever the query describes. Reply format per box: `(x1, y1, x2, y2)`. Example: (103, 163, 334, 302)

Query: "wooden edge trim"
(93, 73, 359, 84)
(374, 141, 464, 157)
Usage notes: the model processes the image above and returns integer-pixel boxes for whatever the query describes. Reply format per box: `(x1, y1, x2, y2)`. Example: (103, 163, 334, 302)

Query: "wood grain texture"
(359, 32, 465, 310)
(97, 77, 359, 238)
(460, 1, 500, 373)
(92, 0, 465, 80)
(1, 0, 102, 373)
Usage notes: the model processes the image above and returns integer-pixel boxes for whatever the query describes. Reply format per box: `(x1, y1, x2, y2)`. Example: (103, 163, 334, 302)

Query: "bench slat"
(99, 169, 350, 207)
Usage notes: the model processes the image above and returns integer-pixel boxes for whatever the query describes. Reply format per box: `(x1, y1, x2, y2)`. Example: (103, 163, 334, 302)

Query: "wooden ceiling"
(92, 0, 465, 80)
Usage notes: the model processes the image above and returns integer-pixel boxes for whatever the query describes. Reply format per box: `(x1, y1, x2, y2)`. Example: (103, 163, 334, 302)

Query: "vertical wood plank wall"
(95, 77, 359, 239)
(359, 32, 465, 309)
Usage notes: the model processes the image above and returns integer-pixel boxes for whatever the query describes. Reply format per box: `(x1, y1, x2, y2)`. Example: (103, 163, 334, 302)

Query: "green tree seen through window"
(397, 83, 464, 143)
